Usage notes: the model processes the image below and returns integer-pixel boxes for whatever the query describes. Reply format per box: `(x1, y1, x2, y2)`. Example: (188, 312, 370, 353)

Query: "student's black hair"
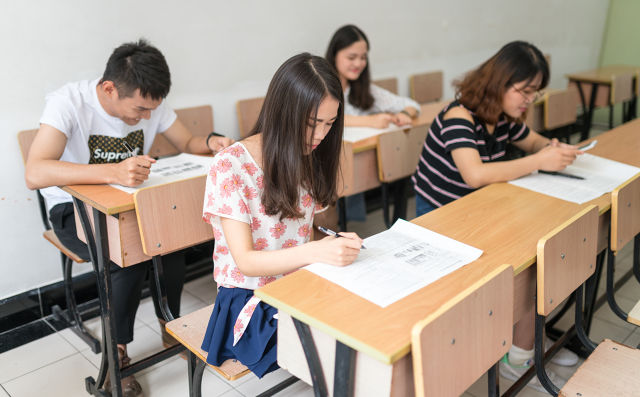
(250, 53, 344, 220)
(100, 39, 171, 100)
(325, 24, 374, 110)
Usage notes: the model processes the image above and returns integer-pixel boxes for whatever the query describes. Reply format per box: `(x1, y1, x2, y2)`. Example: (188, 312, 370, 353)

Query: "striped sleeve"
(508, 121, 530, 142)
(437, 118, 478, 153)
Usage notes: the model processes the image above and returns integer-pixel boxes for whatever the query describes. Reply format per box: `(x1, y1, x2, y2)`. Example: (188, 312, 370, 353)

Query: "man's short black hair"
(101, 39, 171, 100)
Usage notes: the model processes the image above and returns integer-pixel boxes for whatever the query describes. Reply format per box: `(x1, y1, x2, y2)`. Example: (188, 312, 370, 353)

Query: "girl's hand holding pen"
(313, 226, 364, 267)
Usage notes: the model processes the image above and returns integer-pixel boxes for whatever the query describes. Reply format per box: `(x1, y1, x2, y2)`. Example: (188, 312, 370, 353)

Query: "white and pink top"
(203, 142, 320, 344)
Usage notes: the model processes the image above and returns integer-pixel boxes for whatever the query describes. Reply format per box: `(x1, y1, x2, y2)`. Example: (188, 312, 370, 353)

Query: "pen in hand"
(122, 141, 136, 157)
(316, 226, 367, 249)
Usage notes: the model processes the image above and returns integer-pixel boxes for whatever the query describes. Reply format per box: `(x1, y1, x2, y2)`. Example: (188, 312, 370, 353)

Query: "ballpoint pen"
(316, 226, 367, 249)
(539, 170, 585, 180)
(122, 141, 136, 157)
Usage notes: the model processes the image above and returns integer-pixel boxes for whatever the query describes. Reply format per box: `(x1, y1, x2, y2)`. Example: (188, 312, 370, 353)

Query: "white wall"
(0, 0, 609, 299)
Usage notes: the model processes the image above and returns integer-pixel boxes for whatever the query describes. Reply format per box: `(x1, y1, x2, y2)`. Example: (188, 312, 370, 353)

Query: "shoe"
(104, 345, 143, 397)
(499, 354, 567, 394)
(545, 337, 579, 366)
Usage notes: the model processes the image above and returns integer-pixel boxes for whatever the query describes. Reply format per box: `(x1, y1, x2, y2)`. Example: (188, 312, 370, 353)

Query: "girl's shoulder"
(441, 101, 474, 123)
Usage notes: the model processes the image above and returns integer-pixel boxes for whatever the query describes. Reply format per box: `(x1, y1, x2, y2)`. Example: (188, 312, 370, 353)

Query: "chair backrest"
(610, 173, 640, 253)
(376, 125, 429, 183)
(148, 105, 214, 158)
(373, 77, 398, 94)
(412, 264, 513, 397)
(409, 71, 443, 104)
(536, 205, 599, 316)
(18, 129, 38, 164)
(543, 89, 578, 130)
(336, 140, 355, 197)
(236, 97, 265, 139)
(133, 176, 214, 256)
(611, 73, 634, 105)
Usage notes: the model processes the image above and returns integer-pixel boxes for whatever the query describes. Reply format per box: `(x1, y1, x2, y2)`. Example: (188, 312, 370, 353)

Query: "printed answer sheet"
(305, 219, 483, 307)
(110, 153, 212, 194)
(343, 124, 401, 142)
(509, 153, 640, 204)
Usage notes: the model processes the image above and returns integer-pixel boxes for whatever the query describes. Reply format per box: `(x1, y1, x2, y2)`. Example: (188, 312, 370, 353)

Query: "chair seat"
(560, 339, 640, 396)
(628, 299, 640, 327)
(42, 230, 86, 263)
(166, 304, 250, 381)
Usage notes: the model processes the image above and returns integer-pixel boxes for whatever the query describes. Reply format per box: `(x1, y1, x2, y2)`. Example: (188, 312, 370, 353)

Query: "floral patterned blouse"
(203, 142, 318, 289)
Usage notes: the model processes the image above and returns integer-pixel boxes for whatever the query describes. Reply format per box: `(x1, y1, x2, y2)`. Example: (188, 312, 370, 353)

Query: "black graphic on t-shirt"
(88, 130, 144, 164)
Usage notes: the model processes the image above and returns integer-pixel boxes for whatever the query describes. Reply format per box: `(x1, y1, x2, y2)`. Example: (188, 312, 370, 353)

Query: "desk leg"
(151, 255, 175, 322)
(334, 341, 356, 397)
(583, 250, 605, 334)
(73, 198, 122, 397)
(292, 318, 328, 397)
(575, 81, 599, 142)
(633, 234, 640, 283)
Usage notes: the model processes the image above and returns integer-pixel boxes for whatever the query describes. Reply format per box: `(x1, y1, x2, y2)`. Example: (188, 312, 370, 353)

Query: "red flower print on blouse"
(301, 193, 313, 208)
(242, 185, 257, 200)
(230, 267, 246, 283)
(206, 192, 215, 207)
(209, 168, 217, 184)
(298, 224, 310, 238)
(315, 203, 325, 211)
(211, 226, 222, 240)
(228, 145, 245, 157)
(242, 303, 257, 315)
(219, 177, 236, 198)
(256, 175, 264, 189)
(251, 217, 261, 231)
(221, 264, 230, 277)
(259, 204, 266, 215)
(215, 245, 229, 255)
(219, 204, 233, 215)
(233, 319, 244, 334)
(242, 162, 258, 176)
(270, 222, 287, 239)
(253, 238, 268, 251)
(281, 239, 298, 248)
(216, 158, 232, 173)
(230, 173, 244, 190)
(258, 276, 277, 287)
(212, 253, 219, 261)
(237, 199, 249, 214)
(213, 266, 221, 279)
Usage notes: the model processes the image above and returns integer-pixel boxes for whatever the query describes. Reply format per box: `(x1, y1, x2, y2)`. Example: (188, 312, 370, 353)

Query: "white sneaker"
(545, 337, 579, 366)
(499, 355, 567, 394)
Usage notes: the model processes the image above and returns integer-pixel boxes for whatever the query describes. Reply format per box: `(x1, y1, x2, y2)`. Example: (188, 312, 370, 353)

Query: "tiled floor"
(2, 124, 639, 396)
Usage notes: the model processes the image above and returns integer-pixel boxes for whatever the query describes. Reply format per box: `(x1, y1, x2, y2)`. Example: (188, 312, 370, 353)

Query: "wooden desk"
(62, 175, 210, 397)
(566, 64, 640, 140)
(257, 119, 640, 396)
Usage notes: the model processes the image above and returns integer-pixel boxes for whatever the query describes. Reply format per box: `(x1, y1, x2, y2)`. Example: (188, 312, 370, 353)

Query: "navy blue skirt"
(201, 287, 279, 378)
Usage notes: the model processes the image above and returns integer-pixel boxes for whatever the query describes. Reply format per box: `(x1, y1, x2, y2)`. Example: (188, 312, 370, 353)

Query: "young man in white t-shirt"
(25, 40, 232, 396)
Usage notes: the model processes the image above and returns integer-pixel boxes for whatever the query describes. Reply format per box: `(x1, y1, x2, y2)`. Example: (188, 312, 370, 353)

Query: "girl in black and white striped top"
(413, 41, 582, 216)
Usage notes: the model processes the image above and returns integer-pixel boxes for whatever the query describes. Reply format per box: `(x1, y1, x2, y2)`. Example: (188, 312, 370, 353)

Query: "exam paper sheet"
(110, 153, 213, 194)
(509, 153, 640, 204)
(305, 219, 483, 307)
(343, 124, 401, 143)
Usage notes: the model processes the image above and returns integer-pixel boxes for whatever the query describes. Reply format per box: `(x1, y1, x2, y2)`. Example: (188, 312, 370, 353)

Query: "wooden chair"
(376, 125, 429, 227)
(610, 73, 634, 128)
(165, 300, 299, 396)
(605, 174, 640, 329)
(412, 264, 513, 397)
(148, 105, 214, 158)
(236, 97, 265, 139)
(372, 77, 398, 94)
(533, 205, 640, 396)
(17, 129, 101, 353)
(409, 71, 443, 104)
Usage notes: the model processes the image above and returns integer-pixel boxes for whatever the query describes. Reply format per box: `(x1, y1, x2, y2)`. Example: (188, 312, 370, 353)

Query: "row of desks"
(255, 118, 640, 396)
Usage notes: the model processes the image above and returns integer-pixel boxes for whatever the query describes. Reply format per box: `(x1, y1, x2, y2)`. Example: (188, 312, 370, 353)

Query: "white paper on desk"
(509, 153, 640, 204)
(343, 124, 401, 142)
(305, 219, 483, 307)
(110, 153, 213, 194)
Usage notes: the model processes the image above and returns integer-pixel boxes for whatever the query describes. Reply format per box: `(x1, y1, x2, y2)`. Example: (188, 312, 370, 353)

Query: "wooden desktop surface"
(256, 117, 640, 365)
(352, 100, 448, 152)
(63, 184, 134, 215)
(567, 65, 640, 85)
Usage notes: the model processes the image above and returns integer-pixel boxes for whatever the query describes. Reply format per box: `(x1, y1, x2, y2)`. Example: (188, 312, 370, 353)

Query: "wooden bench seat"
(165, 305, 250, 381)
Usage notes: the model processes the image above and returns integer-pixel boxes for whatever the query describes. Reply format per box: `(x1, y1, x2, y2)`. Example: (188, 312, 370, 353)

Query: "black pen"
(316, 226, 367, 249)
(539, 170, 585, 180)
(122, 141, 136, 157)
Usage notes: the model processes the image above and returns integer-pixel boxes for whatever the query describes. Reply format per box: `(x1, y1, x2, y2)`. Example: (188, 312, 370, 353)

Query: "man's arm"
(162, 118, 233, 154)
(24, 124, 155, 190)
